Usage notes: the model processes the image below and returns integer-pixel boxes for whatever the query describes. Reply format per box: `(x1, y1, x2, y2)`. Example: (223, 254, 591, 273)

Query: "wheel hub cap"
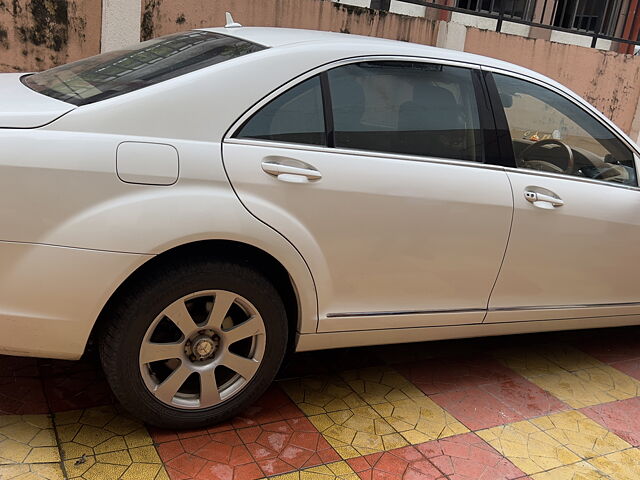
(189, 334, 219, 361)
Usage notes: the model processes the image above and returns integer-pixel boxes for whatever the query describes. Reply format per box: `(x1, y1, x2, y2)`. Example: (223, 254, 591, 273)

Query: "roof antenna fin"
(225, 12, 242, 28)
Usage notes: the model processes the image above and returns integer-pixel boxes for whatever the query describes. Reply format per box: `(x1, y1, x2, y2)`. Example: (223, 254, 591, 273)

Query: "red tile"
(0, 376, 48, 414)
(430, 387, 523, 430)
(582, 397, 640, 447)
(0, 355, 39, 377)
(166, 452, 208, 478)
(151, 386, 302, 444)
(166, 467, 193, 480)
(396, 356, 520, 395)
(148, 427, 180, 444)
(416, 433, 526, 480)
(348, 446, 445, 480)
(42, 370, 114, 411)
(156, 418, 339, 480)
(611, 358, 640, 381)
(156, 440, 185, 462)
(230, 386, 304, 428)
(480, 376, 568, 418)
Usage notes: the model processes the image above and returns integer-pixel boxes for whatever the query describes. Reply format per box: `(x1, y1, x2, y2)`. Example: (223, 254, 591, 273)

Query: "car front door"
(223, 59, 514, 332)
(484, 70, 640, 323)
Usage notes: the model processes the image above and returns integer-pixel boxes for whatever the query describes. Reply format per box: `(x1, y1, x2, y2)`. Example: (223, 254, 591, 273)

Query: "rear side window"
(236, 76, 326, 146)
(327, 61, 483, 162)
(23, 31, 264, 106)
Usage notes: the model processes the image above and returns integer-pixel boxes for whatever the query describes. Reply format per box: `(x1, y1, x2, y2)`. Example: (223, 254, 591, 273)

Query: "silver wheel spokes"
(139, 290, 266, 409)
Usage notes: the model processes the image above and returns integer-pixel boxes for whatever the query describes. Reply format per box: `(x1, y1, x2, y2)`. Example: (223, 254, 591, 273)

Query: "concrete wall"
(0, 0, 101, 72)
(140, 0, 439, 45)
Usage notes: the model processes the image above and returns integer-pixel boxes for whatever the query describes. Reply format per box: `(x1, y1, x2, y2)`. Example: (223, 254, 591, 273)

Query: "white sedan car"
(1, 23, 638, 428)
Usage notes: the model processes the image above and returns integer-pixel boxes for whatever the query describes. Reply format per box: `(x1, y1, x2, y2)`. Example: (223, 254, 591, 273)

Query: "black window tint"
(327, 62, 483, 162)
(236, 76, 325, 146)
(23, 31, 264, 106)
(494, 73, 637, 186)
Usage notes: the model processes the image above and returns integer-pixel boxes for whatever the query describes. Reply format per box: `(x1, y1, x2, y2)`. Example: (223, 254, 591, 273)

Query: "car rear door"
(483, 69, 640, 323)
(222, 59, 514, 332)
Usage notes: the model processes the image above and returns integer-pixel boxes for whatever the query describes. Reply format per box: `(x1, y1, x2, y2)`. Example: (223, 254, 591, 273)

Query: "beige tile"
(477, 420, 581, 475)
(529, 365, 640, 408)
(55, 405, 153, 460)
(531, 410, 631, 459)
(531, 461, 609, 479)
(589, 448, 640, 480)
(281, 376, 367, 416)
(338, 366, 424, 405)
(63, 447, 168, 480)
(0, 462, 65, 480)
(0, 415, 59, 464)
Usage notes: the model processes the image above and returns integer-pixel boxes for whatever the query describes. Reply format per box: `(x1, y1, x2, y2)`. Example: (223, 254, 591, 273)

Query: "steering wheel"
(518, 139, 574, 175)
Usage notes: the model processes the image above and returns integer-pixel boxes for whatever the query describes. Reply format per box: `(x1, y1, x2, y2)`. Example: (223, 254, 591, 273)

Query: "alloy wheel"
(139, 290, 266, 409)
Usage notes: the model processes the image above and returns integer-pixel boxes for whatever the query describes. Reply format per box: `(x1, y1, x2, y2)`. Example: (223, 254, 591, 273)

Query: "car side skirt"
(295, 314, 640, 351)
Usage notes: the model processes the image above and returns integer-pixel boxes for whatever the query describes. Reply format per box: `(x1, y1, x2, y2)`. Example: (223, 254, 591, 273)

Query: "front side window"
(23, 31, 264, 106)
(327, 61, 484, 162)
(494, 73, 636, 186)
(235, 76, 325, 146)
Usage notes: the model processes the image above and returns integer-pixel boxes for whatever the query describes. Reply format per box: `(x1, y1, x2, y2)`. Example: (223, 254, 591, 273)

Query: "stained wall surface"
(0, 0, 101, 72)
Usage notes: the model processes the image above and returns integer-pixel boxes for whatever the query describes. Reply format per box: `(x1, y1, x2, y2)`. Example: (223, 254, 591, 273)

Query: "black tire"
(99, 258, 288, 429)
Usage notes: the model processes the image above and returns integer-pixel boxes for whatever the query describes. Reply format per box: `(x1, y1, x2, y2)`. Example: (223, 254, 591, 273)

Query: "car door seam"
(483, 170, 515, 323)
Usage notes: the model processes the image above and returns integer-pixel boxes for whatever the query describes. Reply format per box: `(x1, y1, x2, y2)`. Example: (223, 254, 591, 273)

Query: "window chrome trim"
(225, 54, 482, 144)
(481, 65, 640, 186)
(502, 164, 640, 192)
(225, 137, 506, 173)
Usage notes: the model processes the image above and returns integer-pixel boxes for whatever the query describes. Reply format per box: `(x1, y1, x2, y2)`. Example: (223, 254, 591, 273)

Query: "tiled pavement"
(2, 327, 640, 479)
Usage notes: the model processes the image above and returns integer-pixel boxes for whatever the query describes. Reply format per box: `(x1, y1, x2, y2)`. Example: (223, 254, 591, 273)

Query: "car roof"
(198, 26, 544, 80)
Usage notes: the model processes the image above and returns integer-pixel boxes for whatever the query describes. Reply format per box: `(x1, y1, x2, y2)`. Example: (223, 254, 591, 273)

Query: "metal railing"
(368, 0, 640, 49)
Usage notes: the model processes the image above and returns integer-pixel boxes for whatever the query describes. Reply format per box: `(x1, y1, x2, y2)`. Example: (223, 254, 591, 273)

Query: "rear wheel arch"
(90, 239, 301, 355)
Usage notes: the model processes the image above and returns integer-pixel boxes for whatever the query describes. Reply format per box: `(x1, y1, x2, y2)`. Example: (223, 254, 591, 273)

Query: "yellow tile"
(0, 462, 65, 480)
(280, 376, 367, 416)
(575, 365, 640, 400)
(535, 345, 602, 372)
(0, 415, 58, 464)
(23, 447, 60, 464)
(267, 461, 359, 480)
(0, 438, 32, 464)
(339, 366, 424, 405)
(55, 406, 153, 460)
(493, 347, 564, 378)
(372, 397, 468, 444)
(528, 366, 640, 408)
(63, 447, 169, 480)
(309, 407, 407, 459)
(530, 461, 609, 479)
(477, 420, 580, 475)
(531, 410, 630, 460)
(589, 448, 640, 480)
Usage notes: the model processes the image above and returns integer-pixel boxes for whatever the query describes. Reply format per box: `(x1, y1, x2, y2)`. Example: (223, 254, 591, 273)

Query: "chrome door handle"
(524, 189, 564, 208)
(261, 161, 322, 183)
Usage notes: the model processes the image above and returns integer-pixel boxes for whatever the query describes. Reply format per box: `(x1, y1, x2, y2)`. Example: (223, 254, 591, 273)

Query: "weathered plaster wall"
(140, 0, 439, 45)
(0, 0, 101, 72)
(464, 27, 640, 139)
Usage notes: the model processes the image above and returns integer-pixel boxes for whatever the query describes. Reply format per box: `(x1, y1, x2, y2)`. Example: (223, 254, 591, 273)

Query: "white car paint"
(0, 73, 74, 127)
(0, 26, 639, 360)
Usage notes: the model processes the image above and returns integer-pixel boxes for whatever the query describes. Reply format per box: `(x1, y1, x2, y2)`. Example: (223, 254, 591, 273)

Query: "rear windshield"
(22, 31, 264, 106)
